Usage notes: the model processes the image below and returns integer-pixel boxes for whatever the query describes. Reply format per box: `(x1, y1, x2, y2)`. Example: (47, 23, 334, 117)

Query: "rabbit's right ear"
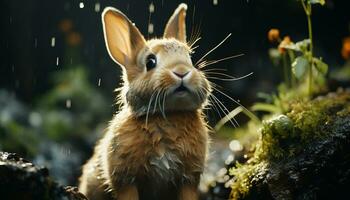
(102, 7, 146, 68)
(164, 3, 187, 42)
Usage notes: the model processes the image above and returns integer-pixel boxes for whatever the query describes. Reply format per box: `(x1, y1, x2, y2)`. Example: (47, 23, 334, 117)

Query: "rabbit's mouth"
(174, 84, 189, 93)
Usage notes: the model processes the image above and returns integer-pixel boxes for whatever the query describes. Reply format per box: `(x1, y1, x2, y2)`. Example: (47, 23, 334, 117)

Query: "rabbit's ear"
(102, 7, 146, 67)
(163, 3, 187, 42)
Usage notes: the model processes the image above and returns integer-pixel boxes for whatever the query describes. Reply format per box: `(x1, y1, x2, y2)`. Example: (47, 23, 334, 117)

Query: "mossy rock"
(230, 91, 350, 200)
(0, 152, 87, 200)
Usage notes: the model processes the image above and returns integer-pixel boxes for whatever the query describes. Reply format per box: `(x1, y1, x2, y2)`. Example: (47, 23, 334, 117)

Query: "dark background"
(1, 0, 350, 187)
(2, 0, 350, 108)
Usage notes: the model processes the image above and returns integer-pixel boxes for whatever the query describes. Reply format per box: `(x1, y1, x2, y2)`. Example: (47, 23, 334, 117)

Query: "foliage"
(254, 0, 329, 115)
(0, 91, 39, 157)
(224, 1, 350, 199)
(0, 66, 109, 156)
(229, 91, 350, 199)
(229, 161, 268, 200)
(37, 66, 109, 141)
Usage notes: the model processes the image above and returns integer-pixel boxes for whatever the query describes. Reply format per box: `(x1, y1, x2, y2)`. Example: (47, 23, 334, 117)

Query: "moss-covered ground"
(229, 90, 350, 199)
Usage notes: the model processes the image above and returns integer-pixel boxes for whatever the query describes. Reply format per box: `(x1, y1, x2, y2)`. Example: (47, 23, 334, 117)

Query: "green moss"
(229, 91, 350, 199)
(287, 91, 350, 138)
(261, 91, 350, 159)
(229, 161, 268, 199)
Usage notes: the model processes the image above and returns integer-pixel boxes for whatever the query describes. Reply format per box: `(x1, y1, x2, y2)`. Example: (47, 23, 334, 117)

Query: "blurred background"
(1, 0, 350, 195)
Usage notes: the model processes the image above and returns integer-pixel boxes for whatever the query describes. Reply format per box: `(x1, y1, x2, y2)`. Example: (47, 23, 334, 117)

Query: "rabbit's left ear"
(163, 3, 187, 42)
(102, 7, 146, 68)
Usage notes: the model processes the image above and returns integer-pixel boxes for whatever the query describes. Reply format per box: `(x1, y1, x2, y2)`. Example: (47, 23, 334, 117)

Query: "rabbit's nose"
(173, 71, 190, 79)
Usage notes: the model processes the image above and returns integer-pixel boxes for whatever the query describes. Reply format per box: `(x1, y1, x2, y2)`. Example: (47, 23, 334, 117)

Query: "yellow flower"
(59, 19, 73, 33)
(278, 36, 292, 53)
(268, 29, 280, 43)
(341, 37, 350, 60)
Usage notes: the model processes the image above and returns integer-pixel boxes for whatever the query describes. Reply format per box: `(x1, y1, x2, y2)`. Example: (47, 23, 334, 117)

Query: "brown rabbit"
(79, 3, 212, 200)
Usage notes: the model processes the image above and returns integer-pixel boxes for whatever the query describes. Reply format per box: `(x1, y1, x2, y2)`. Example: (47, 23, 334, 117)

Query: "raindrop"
(56, 57, 60, 66)
(34, 38, 38, 47)
(12, 65, 15, 72)
(66, 99, 71, 108)
(148, 23, 154, 34)
(79, 2, 84, 9)
(51, 37, 56, 47)
(149, 3, 155, 13)
(94, 3, 101, 12)
(9, 16, 12, 24)
(213, 0, 218, 5)
(229, 140, 243, 151)
(98, 78, 101, 86)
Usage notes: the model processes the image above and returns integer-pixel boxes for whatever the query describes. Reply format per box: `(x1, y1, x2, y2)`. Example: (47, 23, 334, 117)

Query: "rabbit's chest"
(108, 116, 207, 186)
(143, 131, 184, 180)
(146, 148, 183, 183)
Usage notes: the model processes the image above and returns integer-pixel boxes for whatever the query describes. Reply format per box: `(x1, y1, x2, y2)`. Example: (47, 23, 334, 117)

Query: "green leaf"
(280, 39, 310, 53)
(295, 39, 311, 53)
(309, 0, 326, 5)
(313, 57, 328, 75)
(292, 56, 309, 79)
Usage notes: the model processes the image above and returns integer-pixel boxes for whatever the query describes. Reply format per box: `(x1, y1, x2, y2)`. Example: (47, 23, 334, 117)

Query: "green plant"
(284, 0, 328, 95)
(254, 0, 328, 115)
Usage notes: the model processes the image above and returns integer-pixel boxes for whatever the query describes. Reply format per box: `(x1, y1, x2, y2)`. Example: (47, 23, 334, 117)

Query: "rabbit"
(79, 3, 212, 200)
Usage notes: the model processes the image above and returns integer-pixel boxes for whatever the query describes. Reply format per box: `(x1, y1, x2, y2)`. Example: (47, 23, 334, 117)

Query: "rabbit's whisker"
(202, 68, 227, 72)
(190, 45, 199, 53)
(206, 72, 253, 82)
(157, 89, 166, 119)
(197, 60, 210, 69)
(188, 19, 201, 48)
(157, 90, 163, 114)
(194, 89, 202, 107)
(153, 90, 162, 114)
(209, 83, 257, 123)
(210, 92, 239, 127)
(190, 37, 201, 49)
(198, 53, 245, 69)
(195, 33, 232, 66)
(161, 91, 168, 119)
(207, 94, 226, 126)
(145, 91, 156, 128)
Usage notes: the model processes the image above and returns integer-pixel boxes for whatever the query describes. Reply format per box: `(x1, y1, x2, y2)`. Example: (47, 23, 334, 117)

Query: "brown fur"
(79, 3, 211, 200)
(79, 109, 209, 200)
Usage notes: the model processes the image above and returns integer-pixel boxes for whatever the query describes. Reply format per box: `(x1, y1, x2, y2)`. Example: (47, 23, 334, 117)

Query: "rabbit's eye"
(146, 54, 157, 71)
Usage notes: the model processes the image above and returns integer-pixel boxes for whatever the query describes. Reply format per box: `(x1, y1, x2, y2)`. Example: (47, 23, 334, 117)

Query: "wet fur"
(79, 3, 211, 200)
(79, 110, 209, 199)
